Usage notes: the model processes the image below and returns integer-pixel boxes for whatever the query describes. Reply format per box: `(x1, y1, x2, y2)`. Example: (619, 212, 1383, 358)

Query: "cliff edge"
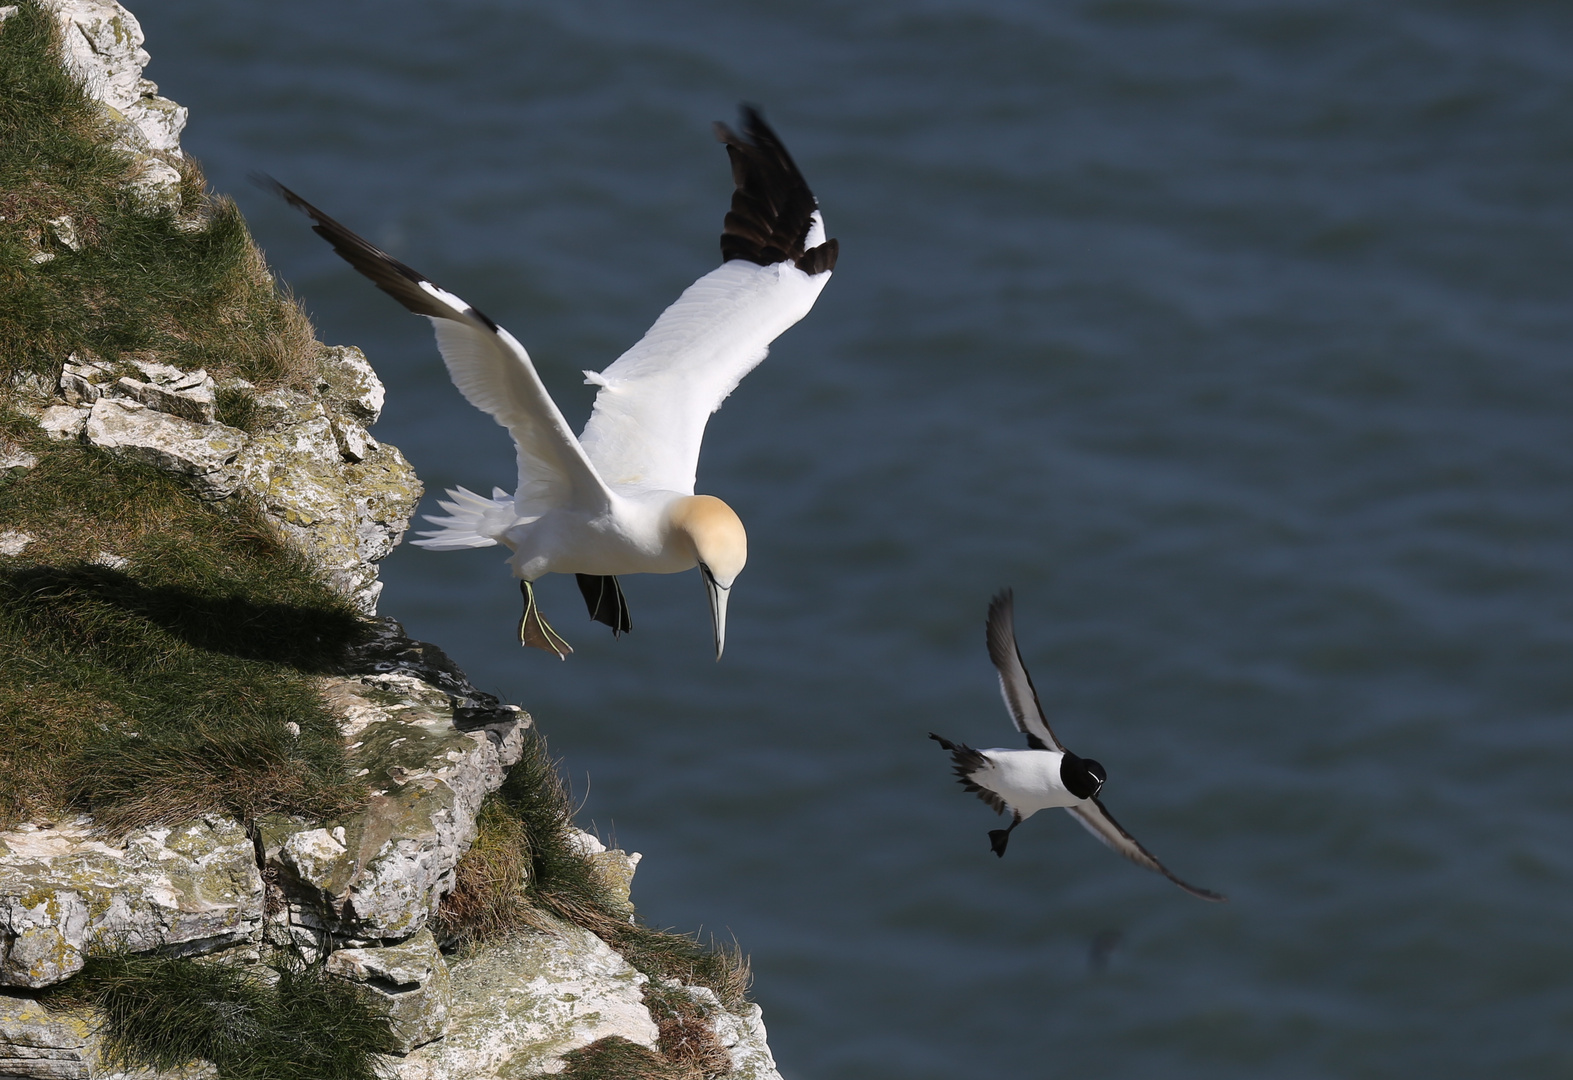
(0, 3, 782, 1077)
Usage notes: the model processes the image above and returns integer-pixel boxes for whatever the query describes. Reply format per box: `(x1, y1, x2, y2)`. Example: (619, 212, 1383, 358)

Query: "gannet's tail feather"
(413, 486, 509, 549)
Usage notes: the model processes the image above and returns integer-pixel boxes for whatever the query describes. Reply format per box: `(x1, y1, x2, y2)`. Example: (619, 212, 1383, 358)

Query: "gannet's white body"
(931, 590, 1226, 901)
(270, 108, 837, 658)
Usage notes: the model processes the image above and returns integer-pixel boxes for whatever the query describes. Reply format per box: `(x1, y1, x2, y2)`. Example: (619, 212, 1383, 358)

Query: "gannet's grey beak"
(701, 564, 730, 661)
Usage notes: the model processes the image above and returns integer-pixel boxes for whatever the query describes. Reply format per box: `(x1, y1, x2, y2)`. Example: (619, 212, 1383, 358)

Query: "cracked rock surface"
(23, 346, 421, 615)
(258, 629, 530, 945)
(393, 917, 660, 1080)
(0, 816, 262, 990)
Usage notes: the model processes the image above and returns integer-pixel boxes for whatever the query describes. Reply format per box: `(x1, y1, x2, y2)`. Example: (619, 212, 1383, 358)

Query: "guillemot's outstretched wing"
(986, 589, 1067, 753)
(1068, 797, 1227, 902)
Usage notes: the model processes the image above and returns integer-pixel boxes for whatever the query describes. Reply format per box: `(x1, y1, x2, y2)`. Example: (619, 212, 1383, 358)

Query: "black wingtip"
(259, 175, 503, 332)
(713, 105, 837, 274)
(1174, 880, 1229, 903)
(249, 171, 286, 199)
(985, 588, 1015, 654)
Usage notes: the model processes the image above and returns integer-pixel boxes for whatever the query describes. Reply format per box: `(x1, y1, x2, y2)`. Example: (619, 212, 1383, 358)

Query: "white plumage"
(267, 107, 837, 659)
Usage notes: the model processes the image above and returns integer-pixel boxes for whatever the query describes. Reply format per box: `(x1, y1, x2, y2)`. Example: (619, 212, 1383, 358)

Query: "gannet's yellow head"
(667, 495, 747, 660)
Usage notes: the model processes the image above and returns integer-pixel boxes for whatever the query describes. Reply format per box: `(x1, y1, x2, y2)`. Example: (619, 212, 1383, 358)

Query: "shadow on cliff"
(0, 560, 368, 831)
(0, 561, 366, 673)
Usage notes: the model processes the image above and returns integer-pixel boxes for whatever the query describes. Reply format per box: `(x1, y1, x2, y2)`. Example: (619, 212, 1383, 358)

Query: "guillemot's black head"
(1062, 754, 1107, 800)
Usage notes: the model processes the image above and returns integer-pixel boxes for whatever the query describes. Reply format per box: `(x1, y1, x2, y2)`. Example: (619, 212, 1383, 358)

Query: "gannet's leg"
(988, 812, 1023, 858)
(519, 581, 573, 659)
(575, 574, 632, 637)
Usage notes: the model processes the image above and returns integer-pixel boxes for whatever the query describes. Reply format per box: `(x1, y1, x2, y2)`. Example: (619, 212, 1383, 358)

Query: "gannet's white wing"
(263, 180, 614, 521)
(577, 108, 838, 495)
(986, 590, 1066, 753)
(1067, 798, 1228, 902)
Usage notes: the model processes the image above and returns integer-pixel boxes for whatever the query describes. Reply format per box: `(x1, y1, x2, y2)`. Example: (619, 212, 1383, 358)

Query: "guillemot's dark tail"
(930, 733, 1010, 818)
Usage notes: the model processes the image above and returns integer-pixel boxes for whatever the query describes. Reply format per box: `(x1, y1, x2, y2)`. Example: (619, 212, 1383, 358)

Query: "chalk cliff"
(0, 3, 782, 1077)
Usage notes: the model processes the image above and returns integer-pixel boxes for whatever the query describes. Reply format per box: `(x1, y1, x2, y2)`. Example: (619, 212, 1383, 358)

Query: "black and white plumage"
(262, 107, 835, 660)
(931, 590, 1225, 902)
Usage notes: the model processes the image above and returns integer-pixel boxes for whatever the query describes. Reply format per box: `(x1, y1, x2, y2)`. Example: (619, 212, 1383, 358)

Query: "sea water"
(137, 2, 1573, 1075)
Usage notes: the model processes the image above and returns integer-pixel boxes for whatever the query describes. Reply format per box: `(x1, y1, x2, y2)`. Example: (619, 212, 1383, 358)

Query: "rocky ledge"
(0, 608, 782, 1077)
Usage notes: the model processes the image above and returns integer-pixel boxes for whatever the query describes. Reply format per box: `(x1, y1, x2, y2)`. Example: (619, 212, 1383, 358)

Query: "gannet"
(931, 590, 1225, 901)
(265, 107, 837, 659)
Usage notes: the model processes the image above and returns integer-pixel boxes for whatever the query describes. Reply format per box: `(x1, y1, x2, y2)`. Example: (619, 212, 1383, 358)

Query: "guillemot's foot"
(988, 813, 1022, 858)
(519, 580, 573, 659)
(576, 574, 632, 637)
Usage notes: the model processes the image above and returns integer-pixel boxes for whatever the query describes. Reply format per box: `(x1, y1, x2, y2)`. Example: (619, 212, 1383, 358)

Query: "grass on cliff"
(0, 2, 368, 832)
(435, 730, 748, 1078)
(44, 953, 398, 1080)
(0, 423, 369, 831)
(0, 0, 317, 390)
(558, 1036, 698, 1080)
(436, 729, 752, 1006)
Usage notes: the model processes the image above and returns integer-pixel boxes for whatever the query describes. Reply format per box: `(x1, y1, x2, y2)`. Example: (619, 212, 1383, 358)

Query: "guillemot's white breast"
(931, 589, 1225, 902)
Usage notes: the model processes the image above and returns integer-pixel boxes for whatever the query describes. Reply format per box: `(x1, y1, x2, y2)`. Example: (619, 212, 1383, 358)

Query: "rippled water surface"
(135, 2, 1573, 1075)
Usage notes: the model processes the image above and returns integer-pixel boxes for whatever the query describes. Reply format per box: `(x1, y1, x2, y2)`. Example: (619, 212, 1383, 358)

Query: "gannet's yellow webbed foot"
(519, 581, 572, 660)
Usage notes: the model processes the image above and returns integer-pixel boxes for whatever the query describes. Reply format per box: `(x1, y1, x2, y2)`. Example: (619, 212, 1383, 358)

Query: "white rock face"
(36, 404, 88, 441)
(84, 397, 246, 498)
(0, 532, 35, 556)
(394, 920, 660, 1080)
(0, 992, 106, 1079)
(260, 662, 529, 942)
(106, 358, 217, 423)
(42, 0, 187, 153)
(327, 928, 453, 1054)
(0, 440, 39, 475)
(58, 355, 112, 406)
(682, 984, 786, 1080)
(0, 816, 264, 989)
(47, 350, 421, 613)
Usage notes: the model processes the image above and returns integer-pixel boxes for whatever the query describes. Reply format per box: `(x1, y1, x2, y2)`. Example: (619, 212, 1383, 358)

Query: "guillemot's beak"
(701, 563, 730, 661)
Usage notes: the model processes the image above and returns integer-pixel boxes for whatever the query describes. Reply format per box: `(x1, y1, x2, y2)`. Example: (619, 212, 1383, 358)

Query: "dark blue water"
(135, 2, 1573, 1076)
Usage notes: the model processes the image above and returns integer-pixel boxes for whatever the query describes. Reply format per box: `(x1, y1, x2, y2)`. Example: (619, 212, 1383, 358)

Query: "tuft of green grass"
(0, 0, 318, 390)
(43, 952, 398, 1080)
(434, 729, 753, 1012)
(430, 794, 534, 949)
(0, 428, 367, 831)
(215, 383, 260, 432)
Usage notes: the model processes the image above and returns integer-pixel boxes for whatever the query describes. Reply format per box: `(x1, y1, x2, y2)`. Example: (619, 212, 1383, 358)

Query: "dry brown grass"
(557, 1036, 691, 1080)
(645, 983, 733, 1079)
(431, 798, 536, 948)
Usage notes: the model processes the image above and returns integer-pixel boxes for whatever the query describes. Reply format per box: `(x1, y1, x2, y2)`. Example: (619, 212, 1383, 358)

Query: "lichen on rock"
(0, 816, 263, 989)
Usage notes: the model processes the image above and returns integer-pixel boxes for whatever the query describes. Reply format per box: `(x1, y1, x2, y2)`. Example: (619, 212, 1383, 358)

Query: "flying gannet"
(931, 590, 1225, 901)
(266, 107, 837, 659)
